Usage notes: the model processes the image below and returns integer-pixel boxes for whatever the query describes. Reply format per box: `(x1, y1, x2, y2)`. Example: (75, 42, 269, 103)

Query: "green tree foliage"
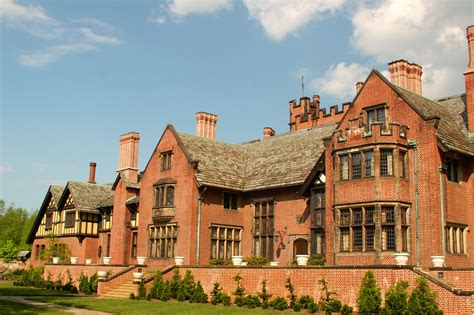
(40, 235, 71, 262)
(233, 273, 246, 307)
(258, 278, 272, 309)
(0, 240, 20, 262)
(285, 277, 297, 308)
(407, 277, 443, 315)
(357, 270, 382, 315)
(383, 280, 409, 314)
(150, 270, 163, 299)
(138, 279, 147, 300)
(191, 281, 208, 303)
(170, 269, 181, 299)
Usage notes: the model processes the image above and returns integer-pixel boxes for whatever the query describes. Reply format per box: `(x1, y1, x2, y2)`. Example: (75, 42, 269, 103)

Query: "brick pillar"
(464, 25, 474, 131)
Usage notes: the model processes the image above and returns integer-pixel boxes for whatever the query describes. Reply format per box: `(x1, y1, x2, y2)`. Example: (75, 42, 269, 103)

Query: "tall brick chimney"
(464, 25, 474, 132)
(356, 81, 364, 94)
(263, 127, 276, 137)
(388, 60, 423, 95)
(195, 112, 218, 139)
(118, 132, 140, 183)
(88, 162, 96, 184)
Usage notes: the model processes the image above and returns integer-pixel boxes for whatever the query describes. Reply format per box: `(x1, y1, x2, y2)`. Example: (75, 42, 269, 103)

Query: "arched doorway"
(293, 238, 309, 258)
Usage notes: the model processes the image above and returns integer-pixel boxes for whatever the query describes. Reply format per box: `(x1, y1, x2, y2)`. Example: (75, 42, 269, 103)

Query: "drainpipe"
(196, 187, 207, 265)
(408, 140, 420, 267)
(99, 211, 104, 264)
(438, 164, 447, 257)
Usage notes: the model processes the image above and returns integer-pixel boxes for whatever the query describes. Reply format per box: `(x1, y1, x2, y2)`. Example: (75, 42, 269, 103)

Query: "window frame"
(446, 157, 461, 183)
(154, 184, 176, 208)
(148, 224, 178, 259)
(223, 192, 239, 210)
(253, 200, 275, 260)
(160, 151, 173, 171)
(365, 105, 386, 129)
(380, 149, 394, 176)
(210, 225, 242, 260)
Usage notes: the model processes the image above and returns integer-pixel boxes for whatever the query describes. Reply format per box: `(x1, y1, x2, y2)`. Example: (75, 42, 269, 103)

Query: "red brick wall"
(167, 266, 472, 315)
(44, 264, 128, 284)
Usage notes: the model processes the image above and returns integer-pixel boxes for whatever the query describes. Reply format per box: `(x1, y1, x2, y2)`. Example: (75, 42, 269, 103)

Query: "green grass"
(32, 297, 284, 315)
(0, 281, 76, 296)
(0, 300, 70, 315)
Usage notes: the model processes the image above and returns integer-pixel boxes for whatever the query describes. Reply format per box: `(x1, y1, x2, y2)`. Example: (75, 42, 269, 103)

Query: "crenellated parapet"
(289, 95, 350, 132)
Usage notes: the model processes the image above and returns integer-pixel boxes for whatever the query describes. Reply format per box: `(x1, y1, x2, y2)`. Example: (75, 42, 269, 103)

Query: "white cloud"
(19, 43, 96, 67)
(0, 163, 12, 173)
(0, 0, 54, 23)
(80, 28, 122, 45)
(149, 0, 232, 23)
(311, 62, 369, 100)
(351, 0, 472, 98)
(243, 0, 346, 41)
(69, 17, 115, 32)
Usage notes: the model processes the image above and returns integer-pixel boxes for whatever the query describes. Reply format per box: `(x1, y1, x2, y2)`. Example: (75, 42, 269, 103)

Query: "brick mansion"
(28, 26, 474, 273)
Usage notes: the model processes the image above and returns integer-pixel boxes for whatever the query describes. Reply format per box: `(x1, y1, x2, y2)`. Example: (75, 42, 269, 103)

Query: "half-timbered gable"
(28, 185, 64, 241)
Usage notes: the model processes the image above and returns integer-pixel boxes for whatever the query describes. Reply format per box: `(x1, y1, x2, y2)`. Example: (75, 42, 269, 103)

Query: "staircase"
(100, 281, 135, 299)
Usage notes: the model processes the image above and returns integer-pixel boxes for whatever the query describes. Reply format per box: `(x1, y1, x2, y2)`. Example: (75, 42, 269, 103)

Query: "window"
(154, 184, 175, 207)
(381, 206, 395, 251)
(366, 106, 386, 128)
(365, 206, 375, 251)
(352, 208, 362, 251)
(351, 153, 362, 179)
(400, 151, 408, 178)
(106, 234, 111, 257)
(131, 232, 138, 258)
(310, 189, 325, 256)
(160, 151, 172, 171)
(401, 208, 409, 252)
(311, 231, 325, 255)
(223, 192, 238, 210)
(35, 245, 40, 260)
(364, 151, 374, 177)
(40, 245, 45, 259)
(446, 158, 460, 183)
(149, 224, 177, 259)
(130, 210, 138, 228)
(45, 212, 53, 229)
(253, 201, 274, 260)
(445, 224, 468, 254)
(210, 225, 241, 259)
(340, 155, 349, 180)
(380, 150, 393, 176)
(65, 211, 75, 228)
(340, 228, 350, 251)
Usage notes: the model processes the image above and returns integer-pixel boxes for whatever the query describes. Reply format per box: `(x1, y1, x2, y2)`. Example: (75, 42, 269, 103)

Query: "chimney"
(118, 132, 140, 183)
(88, 162, 96, 184)
(195, 112, 218, 139)
(464, 25, 474, 132)
(356, 81, 364, 94)
(388, 60, 423, 95)
(263, 127, 276, 137)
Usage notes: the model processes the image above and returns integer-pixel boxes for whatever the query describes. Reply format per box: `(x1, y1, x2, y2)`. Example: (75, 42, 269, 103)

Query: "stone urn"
(296, 255, 309, 266)
(431, 256, 445, 267)
(270, 261, 279, 267)
(85, 258, 93, 265)
(97, 271, 108, 279)
(133, 272, 143, 282)
(240, 261, 248, 266)
(137, 256, 147, 265)
(174, 256, 185, 266)
(52, 257, 60, 264)
(394, 253, 409, 266)
(102, 257, 111, 265)
(70, 257, 78, 264)
(231, 256, 243, 266)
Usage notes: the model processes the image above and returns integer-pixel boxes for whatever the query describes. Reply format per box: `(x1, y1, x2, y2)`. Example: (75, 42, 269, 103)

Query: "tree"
(357, 270, 382, 314)
(407, 277, 443, 315)
(383, 280, 409, 314)
(0, 199, 37, 251)
(0, 240, 19, 262)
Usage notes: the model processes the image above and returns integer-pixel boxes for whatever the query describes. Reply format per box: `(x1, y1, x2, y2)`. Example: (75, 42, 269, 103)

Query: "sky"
(1, 0, 473, 211)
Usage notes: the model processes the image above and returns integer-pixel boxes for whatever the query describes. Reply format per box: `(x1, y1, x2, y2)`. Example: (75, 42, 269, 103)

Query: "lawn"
(32, 297, 284, 315)
(0, 281, 76, 296)
(0, 300, 70, 315)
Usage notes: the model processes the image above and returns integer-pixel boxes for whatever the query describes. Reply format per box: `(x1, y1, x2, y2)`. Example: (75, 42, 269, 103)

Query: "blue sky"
(1, 0, 473, 210)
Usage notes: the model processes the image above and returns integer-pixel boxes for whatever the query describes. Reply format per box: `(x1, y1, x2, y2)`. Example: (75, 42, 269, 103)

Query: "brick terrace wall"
(165, 266, 473, 315)
(44, 263, 129, 285)
(427, 269, 474, 291)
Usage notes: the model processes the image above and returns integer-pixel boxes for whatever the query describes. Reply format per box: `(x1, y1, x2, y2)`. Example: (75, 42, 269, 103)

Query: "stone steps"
(100, 282, 135, 299)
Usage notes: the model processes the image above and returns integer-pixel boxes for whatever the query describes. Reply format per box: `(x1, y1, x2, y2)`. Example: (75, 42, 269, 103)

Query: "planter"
(102, 257, 111, 265)
(240, 262, 248, 266)
(431, 256, 445, 267)
(270, 261, 279, 267)
(133, 272, 143, 282)
(137, 256, 147, 265)
(52, 257, 60, 264)
(231, 256, 243, 266)
(85, 259, 93, 265)
(97, 271, 108, 279)
(70, 257, 78, 264)
(394, 253, 409, 266)
(174, 256, 185, 266)
(296, 255, 309, 266)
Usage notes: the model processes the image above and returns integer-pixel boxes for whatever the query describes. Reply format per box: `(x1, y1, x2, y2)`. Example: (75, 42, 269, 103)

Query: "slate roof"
(177, 123, 336, 191)
(65, 181, 114, 213)
(376, 70, 474, 156)
(50, 185, 64, 205)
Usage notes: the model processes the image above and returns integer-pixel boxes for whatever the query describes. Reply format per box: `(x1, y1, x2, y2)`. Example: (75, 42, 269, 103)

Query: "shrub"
(308, 301, 319, 313)
(129, 293, 135, 300)
(159, 281, 171, 302)
(233, 273, 246, 307)
(210, 282, 230, 305)
(89, 273, 98, 294)
(138, 278, 147, 300)
(285, 277, 297, 308)
(384, 280, 409, 314)
(170, 269, 181, 299)
(150, 270, 163, 299)
(307, 254, 326, 266)
(258, 278, 272, 309)
(245, 256, 269, 266)
(270, 296, 288, 310)
(244, 294, 261, 308)
(209, 258, 232, 266)
(326, 299, 342, 312)
(341, 303, 353, 314)
(318, 278, 337, 311)
(40, 235, 71, 263)
(191, 281, 208, 303)
(293, 301, 302, 312)
(79, 273, 91, 295)
(357, 270, 381, 315)
(297, 295, 316, 310)
(220, 293, 231, 306)
(407, 277, 443, 315)
(181, 270, 196, 300)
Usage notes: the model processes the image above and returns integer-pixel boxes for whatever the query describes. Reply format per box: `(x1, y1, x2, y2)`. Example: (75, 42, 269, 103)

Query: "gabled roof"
(112, 171, 141, 190)
(176, 123, 336, 191)
(373, 70, 474, 156)
(58, 181, 114, 213)
(27, 185, 64, 244)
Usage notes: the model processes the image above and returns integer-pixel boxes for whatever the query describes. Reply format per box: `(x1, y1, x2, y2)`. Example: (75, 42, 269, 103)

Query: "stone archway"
(293, 238, 309, 258)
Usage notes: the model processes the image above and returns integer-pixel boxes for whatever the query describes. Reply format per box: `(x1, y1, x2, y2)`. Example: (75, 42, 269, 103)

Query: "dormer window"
(154, 183, 175, 207)
(160, 151, 172, 171)
(45, 212, 53, 229)
(446, 157, 461, 183)
(366, 106, 386, 128)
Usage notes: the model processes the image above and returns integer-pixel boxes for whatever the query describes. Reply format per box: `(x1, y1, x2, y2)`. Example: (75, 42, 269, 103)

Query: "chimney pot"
(263, 127, 276, 137)
(464, 25, 474, 132)
(195, 112, 218, 139)
(388, 59, 422, 95)
(89, 162, 96, 184)
(118, 132, 140, 183)
(356, 82, 364, 94)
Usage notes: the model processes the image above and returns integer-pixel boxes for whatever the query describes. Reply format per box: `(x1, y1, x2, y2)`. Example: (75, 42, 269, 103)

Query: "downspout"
(99, 211, 104, 265)
(196, 186, 207, 265)
(438, 164, 447, 257)
(408, 141, 420, 267)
